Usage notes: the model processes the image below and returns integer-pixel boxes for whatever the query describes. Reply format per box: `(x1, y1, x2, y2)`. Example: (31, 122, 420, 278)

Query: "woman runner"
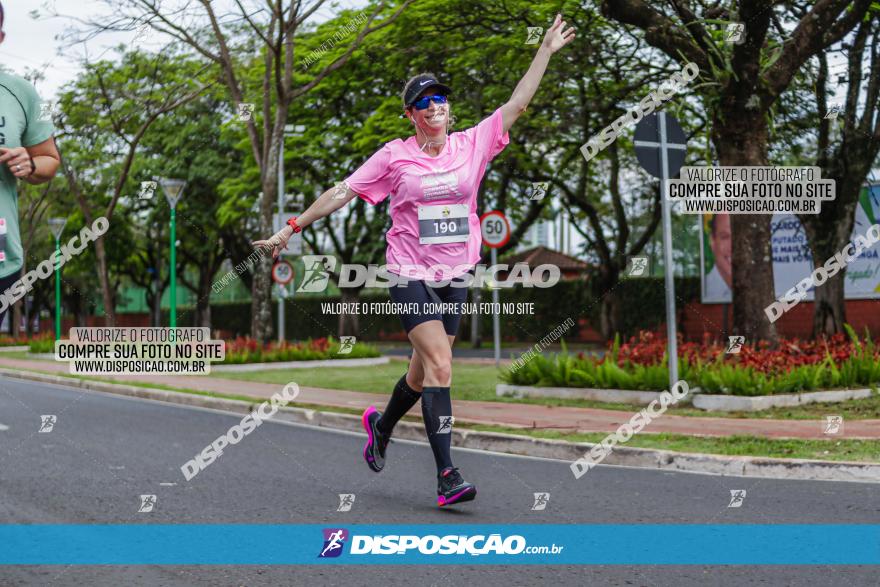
(254, 14, 575, 507)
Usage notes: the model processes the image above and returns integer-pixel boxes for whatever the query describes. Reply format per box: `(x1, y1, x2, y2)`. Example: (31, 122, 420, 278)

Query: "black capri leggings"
(388, 273, 470, 336)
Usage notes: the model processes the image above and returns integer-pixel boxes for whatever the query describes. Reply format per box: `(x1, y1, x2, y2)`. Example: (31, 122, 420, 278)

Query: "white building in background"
(529, 220, 550, 248)
(517, 212, 581, 255)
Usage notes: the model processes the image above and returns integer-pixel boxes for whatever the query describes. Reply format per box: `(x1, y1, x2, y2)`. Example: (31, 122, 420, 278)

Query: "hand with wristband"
(250, 181, 354, 259)
(250, 217, 298, 261)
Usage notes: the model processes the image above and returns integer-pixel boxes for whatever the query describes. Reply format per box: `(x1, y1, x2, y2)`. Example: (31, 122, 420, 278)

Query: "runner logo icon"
(531, 492, 550, 511)
(38, 101, 59, 122)
(529, 182, 548, 201)
(725, 23, 745, 44)
(823, 415, 843, 435)
(824, 104, 842, 120)
(726, 336, 745, 354)
(337, 336, 356, 355)
(139, 181, 157, 199)
(298, 255, 336, 292)
(319, 528, 348, 558)
(525, 27, 543, 44)
(337, 494, 355, 512)
(237, 103, 255, 122)
(138, 494, 157, 513)
(628, 256, 649, 276)
(437, 416, 454, 434)
(728, 490, 746, 508)
(38, 415, 57, 433)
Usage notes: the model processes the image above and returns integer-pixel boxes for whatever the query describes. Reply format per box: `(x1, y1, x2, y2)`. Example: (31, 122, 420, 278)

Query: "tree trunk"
(251, 141, 280, 342)
(149, 291, 159, 327)
(712, 114, 777, 343)
(93, 236, 116, 327)
(595, 267, 621, 341)
(802, 152, 868, 336)
(11, 301, 20, 338)
(598, 291, 620, 341)
(811, 269, 845, 336)
(75, 292, 86, 327)
(196, 277, 213, 329)
(338, 288, 361, 337)
(27, 283, 47, 338)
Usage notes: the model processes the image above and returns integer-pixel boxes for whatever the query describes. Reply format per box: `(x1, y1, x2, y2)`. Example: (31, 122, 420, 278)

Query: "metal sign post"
(272, 260, 295, 342)
(480, 211, 511, 368)
(634, 112, 687, 390)
(47, 218, 67, 340)
(159, 179, 186, 329)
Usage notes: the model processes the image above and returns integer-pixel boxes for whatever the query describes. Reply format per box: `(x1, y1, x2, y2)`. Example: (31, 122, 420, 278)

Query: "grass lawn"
(216, 360, 880, 420)
(217, 360, 505, 400)
(466, 425, 880, 463)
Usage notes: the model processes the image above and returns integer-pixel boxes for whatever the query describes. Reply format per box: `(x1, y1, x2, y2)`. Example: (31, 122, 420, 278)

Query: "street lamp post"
(47, 218, 67, 340)
(160, 179, 186, 329)
(276, 124, 305, 342)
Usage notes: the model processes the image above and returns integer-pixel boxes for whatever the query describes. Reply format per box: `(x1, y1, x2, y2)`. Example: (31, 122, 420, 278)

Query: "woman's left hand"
(0, 147, 34, 179)
(542, 14, 576, 54)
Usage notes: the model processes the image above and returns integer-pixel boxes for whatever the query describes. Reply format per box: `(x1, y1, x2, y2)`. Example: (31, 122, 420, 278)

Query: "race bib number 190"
(418, 204, 470, 244)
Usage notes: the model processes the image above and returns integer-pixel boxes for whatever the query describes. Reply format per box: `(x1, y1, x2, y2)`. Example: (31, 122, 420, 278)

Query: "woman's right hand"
(251, 225, 294, 260)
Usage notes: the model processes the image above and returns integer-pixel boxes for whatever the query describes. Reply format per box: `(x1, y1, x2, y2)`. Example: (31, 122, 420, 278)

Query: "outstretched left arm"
(500, 14, 576, 135)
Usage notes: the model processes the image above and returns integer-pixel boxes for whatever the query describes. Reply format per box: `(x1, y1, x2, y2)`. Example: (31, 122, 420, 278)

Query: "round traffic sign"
(480, 211, 511, 249)
(634, 112, 687, 179)
(272, 260, 294, 285)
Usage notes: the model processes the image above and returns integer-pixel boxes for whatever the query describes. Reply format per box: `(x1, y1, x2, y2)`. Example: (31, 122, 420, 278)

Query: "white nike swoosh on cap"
(419, 80, 433, 86)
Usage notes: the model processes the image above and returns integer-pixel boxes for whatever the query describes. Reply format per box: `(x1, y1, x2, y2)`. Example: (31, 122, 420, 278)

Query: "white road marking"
(0, 423, 9, 431)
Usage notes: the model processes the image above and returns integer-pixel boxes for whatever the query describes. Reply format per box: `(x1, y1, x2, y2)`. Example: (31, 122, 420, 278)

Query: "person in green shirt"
(0, 0, 61, 328)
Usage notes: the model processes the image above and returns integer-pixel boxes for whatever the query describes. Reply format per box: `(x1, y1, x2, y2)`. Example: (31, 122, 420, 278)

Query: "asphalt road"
(0, 374, 877, 586)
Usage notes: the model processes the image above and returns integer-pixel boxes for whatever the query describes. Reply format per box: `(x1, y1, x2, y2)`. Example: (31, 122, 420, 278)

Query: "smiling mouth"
(426, 111, 446, 122)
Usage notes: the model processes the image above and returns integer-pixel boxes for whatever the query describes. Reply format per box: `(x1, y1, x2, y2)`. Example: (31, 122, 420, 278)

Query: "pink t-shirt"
(346, 107, 509, 281)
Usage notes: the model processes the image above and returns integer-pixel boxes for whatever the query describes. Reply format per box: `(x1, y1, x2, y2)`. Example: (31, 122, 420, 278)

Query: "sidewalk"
(2, 356, 878, 440)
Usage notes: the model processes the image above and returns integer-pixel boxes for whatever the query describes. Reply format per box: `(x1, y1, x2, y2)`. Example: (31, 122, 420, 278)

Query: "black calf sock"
(421, 386, 453, 473)
(376, 374, 421, 435)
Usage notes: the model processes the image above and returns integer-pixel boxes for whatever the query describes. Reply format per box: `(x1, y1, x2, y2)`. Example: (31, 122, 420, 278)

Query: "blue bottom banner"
(1, 524, 879, 565)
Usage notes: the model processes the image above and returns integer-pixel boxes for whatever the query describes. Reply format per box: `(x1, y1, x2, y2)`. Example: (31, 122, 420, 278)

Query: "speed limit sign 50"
(480, 211, 511, 249)
(272, 260, 294, 285)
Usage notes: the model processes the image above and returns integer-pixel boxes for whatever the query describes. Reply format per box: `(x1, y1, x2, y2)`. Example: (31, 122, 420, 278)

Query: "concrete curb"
(2, 367, 878, 484)
(25, 354, 390, 371)
(211, 356, 389, 372)
(692, 388, 874, 411)
(497, 383, 671, 405)
(498, 383, 874, 412)
(0, 345, 29, 352)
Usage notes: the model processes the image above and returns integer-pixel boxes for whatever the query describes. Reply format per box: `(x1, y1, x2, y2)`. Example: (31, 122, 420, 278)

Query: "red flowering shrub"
(309, 337, 331, 353)
(510, 326, 880, 395)
(612, 330, 870, 376)
(222, 336, 378, 364)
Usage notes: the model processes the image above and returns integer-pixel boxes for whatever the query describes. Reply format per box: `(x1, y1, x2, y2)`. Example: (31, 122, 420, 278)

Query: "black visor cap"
(402, 74, 452, 108)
